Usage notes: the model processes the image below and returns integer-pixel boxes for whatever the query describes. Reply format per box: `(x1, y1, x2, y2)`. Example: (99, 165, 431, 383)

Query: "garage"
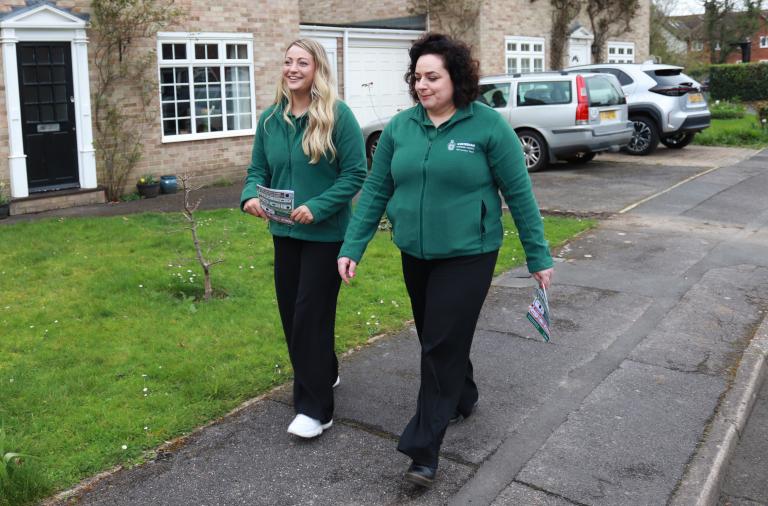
(300, 26, 422, 128)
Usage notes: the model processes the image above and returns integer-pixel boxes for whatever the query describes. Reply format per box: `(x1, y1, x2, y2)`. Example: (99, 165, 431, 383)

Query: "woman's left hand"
(532, 268, 554, 290)
(290, 205, 314, 224)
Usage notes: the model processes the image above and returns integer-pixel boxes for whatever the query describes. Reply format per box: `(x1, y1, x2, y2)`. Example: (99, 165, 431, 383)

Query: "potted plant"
(0, 181, 10, 220)
(136, 174, 160, 198)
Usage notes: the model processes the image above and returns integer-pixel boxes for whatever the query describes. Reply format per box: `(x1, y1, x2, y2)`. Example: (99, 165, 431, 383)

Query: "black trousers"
(397, 250, 498, 468)
(273, 236, 342, 424)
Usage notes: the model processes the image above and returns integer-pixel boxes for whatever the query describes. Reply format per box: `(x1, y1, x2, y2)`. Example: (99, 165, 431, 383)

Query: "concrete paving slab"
(596, 145, 758, 168)
(491, 481, 576, 506)
(516, 360, 725, 506)
(630, 265, 768, 376)
(530, 162, 704, 215)
(77, 399, 472, 505)
(272, 329, 595, 465)
(478, 285, 652, 352)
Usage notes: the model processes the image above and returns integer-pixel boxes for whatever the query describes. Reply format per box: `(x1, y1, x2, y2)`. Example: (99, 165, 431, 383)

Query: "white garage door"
(346, 41, 415, 128)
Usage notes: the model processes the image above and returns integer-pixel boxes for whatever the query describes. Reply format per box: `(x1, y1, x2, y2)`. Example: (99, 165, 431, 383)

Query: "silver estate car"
(362, 71, 633, 172)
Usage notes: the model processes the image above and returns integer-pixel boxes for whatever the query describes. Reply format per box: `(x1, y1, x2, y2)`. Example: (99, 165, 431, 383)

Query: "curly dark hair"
(405, 33, 480, 109)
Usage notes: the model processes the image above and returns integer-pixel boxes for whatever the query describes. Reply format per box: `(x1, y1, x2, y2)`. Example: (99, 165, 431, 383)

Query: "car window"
(602, 68, 634, 86)
(645, 69, 694, 87)
(478, 82, 511, 108)
(585, 76, 623, 106)
(516, 81, 572, 106)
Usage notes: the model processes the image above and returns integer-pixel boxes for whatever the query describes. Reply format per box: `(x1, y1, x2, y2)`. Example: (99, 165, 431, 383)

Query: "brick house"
(0, 0, 299, 214)
(668, 11, 768, 64)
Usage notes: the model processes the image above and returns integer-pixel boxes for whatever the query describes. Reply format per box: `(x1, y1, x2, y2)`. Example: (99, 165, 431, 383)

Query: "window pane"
(23, 86, 38, 103)
(21, 46, 36, 64)
(238, 83, 250, 97)
(209, 100, 221, 114)
(178, 118, 191, 134)
(162, 103, 176, 118)
(175, 68, 189, 83)
(40, 105, 54, 122)
(195, 44, 206, 59)
(23, 67, 37, 84)
(209, 85, 221, 99)
(237, 67, 250, 81)
(618, 47, 625, 54)
(161, 85, 175, 101)
(194, 85, 207, 99)
(207, 44, 218, 59)
(507, 42, 517, 51)
(521, 43, 530, 52)
(195, 100, 208, 115)
(161, 68, 175, 84)
(177, 101, 190, 117)
(609, 47, 616, 54)
(210, 115, 223, 132)
(174, 44, 186, 59)
(53, 85, 67, 102)
(50, 46, 65, 64)
(226, 44, 237, 59)
(36, 47, 50, 64)
(55, 104, 68, 121)
(627, 48, 633, 54)
(521, 59, 530, 72)
(196, 117, 209, 133)
(207, 67, 221, 82)
(52, 66, 66, 82)
(238, 45, 247, 59)
(534, 58, 543, 72)
(39, 86, 52, 103)
(162, 44, 174, 60)
(163, 119, 176, 135)
(176, 85, 189, 100)
(533, 44, 543, 52)
(193, 67, 207, 83)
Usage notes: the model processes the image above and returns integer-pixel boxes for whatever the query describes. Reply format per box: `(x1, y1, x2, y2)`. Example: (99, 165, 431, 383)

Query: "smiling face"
(283, 44, 316, 96)
(413, 53, 455, 113)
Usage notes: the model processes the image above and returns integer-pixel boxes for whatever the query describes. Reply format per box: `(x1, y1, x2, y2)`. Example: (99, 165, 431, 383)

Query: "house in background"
(0, 0, 299, 215)
(666, 11, 768, 64)
(0, 0, 650, 215)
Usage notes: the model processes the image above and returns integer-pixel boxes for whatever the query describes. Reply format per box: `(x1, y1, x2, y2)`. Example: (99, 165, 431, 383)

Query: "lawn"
(0, 209, 592, 504)
(693, 113, 768, 148)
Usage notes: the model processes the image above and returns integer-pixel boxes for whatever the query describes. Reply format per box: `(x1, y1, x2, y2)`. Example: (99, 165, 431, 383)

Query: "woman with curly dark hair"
(338, 33, 553, 486)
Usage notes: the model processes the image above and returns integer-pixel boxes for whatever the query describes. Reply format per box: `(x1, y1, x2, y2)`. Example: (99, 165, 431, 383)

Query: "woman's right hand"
(243, 198, 268, 220)
(337, 257, 357, 284)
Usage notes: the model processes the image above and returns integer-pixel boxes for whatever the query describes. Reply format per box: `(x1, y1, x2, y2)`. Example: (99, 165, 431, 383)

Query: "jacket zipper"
(420, 130, 434, 258)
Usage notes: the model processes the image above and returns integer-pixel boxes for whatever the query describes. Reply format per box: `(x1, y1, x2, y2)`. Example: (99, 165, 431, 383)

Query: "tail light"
(575, 75, 589, 125)
(650, 85, 697, 97)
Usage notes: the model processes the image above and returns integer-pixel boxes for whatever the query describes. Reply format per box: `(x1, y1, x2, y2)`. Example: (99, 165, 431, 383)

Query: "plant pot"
(159, 175, 178, 194)
(0, 203, 9, 220)
(136, 183, 160, 199)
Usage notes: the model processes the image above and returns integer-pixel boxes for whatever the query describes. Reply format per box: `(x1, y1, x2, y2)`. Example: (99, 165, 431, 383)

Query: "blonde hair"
(270, 38, 338, 164)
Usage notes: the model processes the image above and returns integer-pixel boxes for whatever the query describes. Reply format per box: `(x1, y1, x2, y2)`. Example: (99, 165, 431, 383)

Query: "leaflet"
(526, 286, 552, 342)
(257, 184, 294, 225)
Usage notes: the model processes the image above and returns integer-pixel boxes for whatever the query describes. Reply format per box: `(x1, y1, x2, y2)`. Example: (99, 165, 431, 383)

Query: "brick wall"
(0, 0, 299, 200)
(299, 0, 412, 25)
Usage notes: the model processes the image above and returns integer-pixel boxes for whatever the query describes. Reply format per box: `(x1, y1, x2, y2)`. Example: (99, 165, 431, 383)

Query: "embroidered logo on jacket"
(448, 139, 476, 153)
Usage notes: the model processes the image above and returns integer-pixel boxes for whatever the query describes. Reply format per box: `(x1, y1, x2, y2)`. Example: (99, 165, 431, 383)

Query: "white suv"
(564, 63, 711, 155)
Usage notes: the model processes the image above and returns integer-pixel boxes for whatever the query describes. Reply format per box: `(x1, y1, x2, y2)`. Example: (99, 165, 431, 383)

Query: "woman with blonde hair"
(241, 38, 367, 438)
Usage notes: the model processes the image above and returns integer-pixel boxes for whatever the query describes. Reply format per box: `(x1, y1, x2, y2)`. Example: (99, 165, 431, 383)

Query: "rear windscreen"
(645, 69, 695, 87)
(586, 76, 623, 106)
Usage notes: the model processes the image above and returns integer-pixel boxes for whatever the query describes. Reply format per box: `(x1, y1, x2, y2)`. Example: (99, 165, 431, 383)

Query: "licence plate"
(599, 110, 617, 121)
(688, 93, 704, 103)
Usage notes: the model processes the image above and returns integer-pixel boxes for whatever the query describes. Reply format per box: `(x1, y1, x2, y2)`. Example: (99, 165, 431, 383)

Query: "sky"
(670, 0, 705, 15)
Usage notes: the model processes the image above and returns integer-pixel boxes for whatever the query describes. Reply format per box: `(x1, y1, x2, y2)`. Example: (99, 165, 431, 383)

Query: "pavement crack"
(512, 479, 589, 506)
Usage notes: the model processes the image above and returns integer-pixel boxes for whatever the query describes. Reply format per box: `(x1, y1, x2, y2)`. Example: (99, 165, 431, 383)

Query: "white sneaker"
(287, 414, 332, 438)
(333, 375, 340, 388)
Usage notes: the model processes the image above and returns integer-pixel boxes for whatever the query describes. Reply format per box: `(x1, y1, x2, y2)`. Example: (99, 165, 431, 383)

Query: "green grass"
(694, 113, 768, 148)
(0, 210, 592, 504)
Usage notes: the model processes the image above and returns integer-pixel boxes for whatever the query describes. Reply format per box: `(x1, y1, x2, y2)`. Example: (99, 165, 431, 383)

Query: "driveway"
(530, 145, 760, 216)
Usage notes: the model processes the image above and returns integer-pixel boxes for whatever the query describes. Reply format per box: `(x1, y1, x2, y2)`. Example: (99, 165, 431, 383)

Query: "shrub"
(709, 100, 746, 119)
(709, 63, 768, 101)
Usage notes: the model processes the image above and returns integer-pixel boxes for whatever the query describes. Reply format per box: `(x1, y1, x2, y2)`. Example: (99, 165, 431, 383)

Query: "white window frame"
(760, 35, 768, 49)
(505, 36, 545, 74)
(607, 41, 635, 64)
(692, 40, 704, 52)
(157, 32, 256, 143)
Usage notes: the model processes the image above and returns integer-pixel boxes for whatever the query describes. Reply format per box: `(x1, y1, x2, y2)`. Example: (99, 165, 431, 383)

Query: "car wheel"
(517, 130, 549, 172)
(661, 132, 695, 149)
(564, 152, 596, 164)
(624, 116, 660, 156)
(366, 131, 381, 160)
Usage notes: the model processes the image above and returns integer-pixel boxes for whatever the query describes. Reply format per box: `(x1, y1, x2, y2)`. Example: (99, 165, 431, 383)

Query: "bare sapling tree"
(179, 173, 223, 301)
(549, 0, 583, 69)
(408, 0, 481, 40)
(90, 0, 179, 201)
(585, 0, 641, 62)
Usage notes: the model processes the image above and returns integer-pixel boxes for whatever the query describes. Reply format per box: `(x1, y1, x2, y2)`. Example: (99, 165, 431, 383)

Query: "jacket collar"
(408, 102, 474, 128)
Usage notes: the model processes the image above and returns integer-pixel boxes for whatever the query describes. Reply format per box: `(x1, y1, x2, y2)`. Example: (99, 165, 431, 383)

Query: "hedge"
(709, 63, 768, 101)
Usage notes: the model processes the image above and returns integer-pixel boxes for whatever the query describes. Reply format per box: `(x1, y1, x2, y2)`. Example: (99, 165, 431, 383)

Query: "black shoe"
(449, 401, 478, 424)
(404, 462, 437, 488)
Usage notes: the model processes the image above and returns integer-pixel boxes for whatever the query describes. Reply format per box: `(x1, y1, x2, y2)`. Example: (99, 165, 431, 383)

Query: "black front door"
(17, 42, 79, 191)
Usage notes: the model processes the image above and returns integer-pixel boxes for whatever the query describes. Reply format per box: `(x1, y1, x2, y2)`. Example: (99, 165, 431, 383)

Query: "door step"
(10, 187, 106, 215)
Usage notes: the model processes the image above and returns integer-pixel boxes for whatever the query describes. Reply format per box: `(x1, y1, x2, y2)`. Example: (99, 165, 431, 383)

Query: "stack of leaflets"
(257, 184, 294, 225)
(527, 286, 552, 342)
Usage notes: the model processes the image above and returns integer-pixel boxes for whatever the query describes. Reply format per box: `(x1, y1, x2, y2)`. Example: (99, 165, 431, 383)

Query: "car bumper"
(678, 113, 711, 132)
(549, 123, 634, 157)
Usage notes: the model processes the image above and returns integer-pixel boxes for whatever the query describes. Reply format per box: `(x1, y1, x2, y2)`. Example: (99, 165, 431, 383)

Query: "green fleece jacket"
(339, 102, 553, 273)
(240, 100, 367, 242)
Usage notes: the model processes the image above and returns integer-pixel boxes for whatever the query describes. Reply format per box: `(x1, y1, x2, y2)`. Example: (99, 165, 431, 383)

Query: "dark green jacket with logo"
(240, 100, 367, 242)
(339, 102, 553, 273)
